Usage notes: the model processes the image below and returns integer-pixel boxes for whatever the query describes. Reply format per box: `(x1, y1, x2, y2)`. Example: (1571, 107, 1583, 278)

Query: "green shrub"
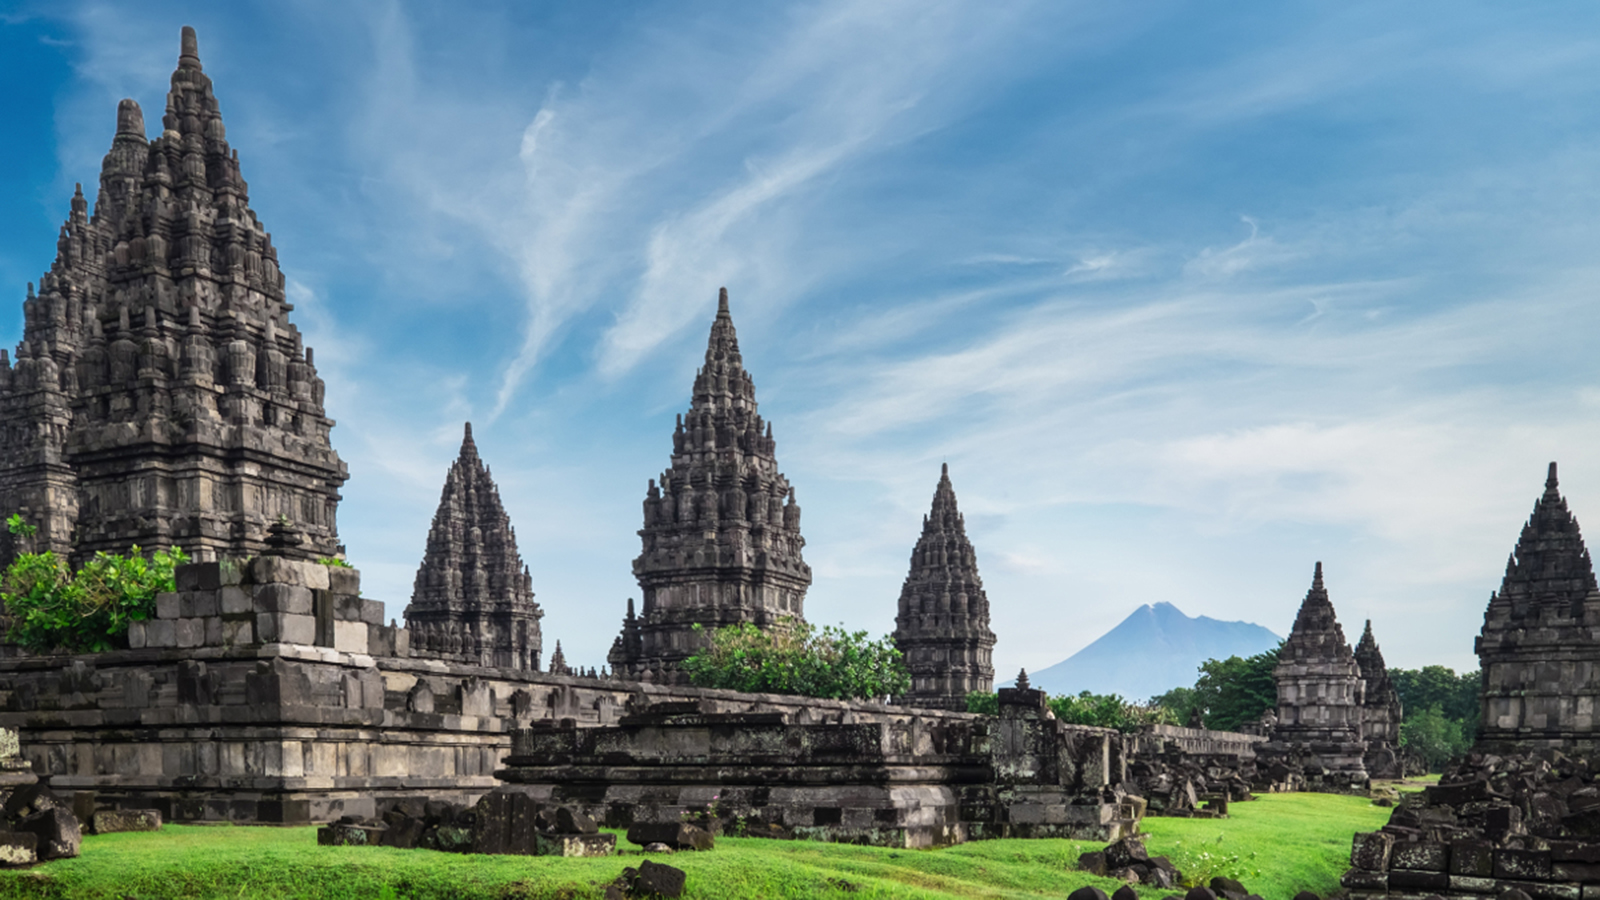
(1, 516, 188, 653)
(682, 618, 910, 701)
(965, 688, 1176, 732)
(317, 556, 353, 568)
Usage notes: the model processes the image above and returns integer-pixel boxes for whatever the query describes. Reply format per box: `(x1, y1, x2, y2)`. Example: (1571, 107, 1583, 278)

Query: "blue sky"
(5, 1, 1600, 684)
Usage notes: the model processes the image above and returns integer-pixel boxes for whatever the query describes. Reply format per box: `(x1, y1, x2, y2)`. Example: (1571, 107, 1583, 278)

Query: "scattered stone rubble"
(606, 860, 689, 899)
(1067, 879, 1271, 900)
(1343, 747, 1600, 898)
(1343, 464, 1600, 898)
(1078, 834, 1184, 888)
(318, 789, 615, 857)
(1125, 725, 1266, 817)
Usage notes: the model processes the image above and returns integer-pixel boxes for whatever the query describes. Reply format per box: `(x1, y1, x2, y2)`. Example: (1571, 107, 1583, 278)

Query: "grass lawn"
(0, 793, 1390, 900)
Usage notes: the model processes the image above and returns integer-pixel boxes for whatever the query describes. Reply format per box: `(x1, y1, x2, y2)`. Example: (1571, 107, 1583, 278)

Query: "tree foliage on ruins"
(680, 618, 910, 701)
(965, 687, 1177, 733)
(0, 516, 187, 653)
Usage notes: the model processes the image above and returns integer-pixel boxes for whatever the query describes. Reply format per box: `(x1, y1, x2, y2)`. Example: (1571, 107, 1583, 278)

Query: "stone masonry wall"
(0, 557, 993, 825)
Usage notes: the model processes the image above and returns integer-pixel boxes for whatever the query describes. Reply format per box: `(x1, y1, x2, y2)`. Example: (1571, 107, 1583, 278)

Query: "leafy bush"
(965, 690, 999, 715)
(682, 618, 910, 701)
(964, 688, 1176, 732)
(317, 556, 353, 569)
(1, 516, 188, 653)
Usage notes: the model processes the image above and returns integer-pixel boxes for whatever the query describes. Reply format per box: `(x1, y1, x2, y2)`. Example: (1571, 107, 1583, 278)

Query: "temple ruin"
(1260, 562, 1370, 791)
(608, 290, 812, 683)
(892, 464, 996, 710)
(1341, 462, 1600, 899)
(1353, 619, 1403, 778)
(405, 424, 543, 671)
(0, 26, 345, 567)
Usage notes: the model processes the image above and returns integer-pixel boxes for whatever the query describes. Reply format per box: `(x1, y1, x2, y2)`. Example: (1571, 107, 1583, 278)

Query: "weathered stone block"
(1452, 839, 1496, 876)
(255, 584, 313, 615)
(257, 613, 316, 645)
(205, 617, 223, 645)
(627, 822, 714, 851)
(635, 860, 687, 897)
(0, 831, 35, 867)
(360, 600, 386, 626)
(222, 619, 253, 646)
(1393, 839, 1449, 871)
(145, 619, 176, 648)
(155, 592, 180, 620)
(1351, 831, 1394, 871)
(317, 822, 383, 846)
(1554, 861, 1600, 881)
(190, 591, 218, 617)
(176, 618, 204, 648)
(127, 621, 147, 649)
(1497, 849, 1554, 881)
(333, 621, 368, 654)
(328, 566, 361, 595)
(535, 832, 615, 857)
(1340, 869, 1387, 891)
(92, 809, 161, 834)
(1387, 869, 1449, 891)
(1450, 874, 1497, 893)
(220, 586, 251, 615)
(16, 807, 80, 860)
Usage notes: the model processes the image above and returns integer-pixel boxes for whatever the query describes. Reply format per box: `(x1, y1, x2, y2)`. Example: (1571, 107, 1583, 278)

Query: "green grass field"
(0, 793, 1390, 900)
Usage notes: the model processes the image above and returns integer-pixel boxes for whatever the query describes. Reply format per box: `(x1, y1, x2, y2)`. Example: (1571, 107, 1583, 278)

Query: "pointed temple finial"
(1016, 668, 1030, 691)
(116, 99, 145, 137)
(464, 421, 474, 443)
(941, 461, 949, 479)
(1547, 461, 1560, 494)
(179, 26, 201, 70)
(1313, 560, 1324, 591)
(717, 286, 730, 316)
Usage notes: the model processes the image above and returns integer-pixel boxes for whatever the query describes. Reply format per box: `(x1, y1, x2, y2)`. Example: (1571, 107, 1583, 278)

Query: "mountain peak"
(1028, 602, 1281, 700)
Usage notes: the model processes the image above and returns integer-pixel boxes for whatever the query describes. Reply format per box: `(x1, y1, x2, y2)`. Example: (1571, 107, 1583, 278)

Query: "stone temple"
(0, 26, 344, 566)
(609, 290, 811, 683)
(892, 464, 996, 710)
(1476, 461, 1600, 753)
(1261, 562, 1370, 791)
(1352, 618, 1403, 778)
(404, 423, 543, 670)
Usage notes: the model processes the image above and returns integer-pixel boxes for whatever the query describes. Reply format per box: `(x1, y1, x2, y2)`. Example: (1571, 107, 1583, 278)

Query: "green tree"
(1192, 645, 1282, 732)
(1390, 665, 1480, 733)
(1149, 685, 1200, 725)
(1400, 705, 1470, 771)
(682, 618, 910, 701)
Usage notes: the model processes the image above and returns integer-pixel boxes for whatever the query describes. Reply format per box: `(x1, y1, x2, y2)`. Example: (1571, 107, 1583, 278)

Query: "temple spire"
(405, 421, 543, 670)
(612, 289, 810, 683)
(1496, 461, 1597, 609)
(179, 25, 201, 70)
(893, 464, 996, 710)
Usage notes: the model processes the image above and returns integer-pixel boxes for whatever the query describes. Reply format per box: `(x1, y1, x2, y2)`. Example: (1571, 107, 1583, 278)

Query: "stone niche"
(495, 686, 1140, 849)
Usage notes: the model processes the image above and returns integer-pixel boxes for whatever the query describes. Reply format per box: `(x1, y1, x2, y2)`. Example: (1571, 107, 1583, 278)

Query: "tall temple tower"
(892, 464, 996, 710)
(609, 289, 811, 683)
(0, 27, 345, 564)
(1477, 462, 1600, 754)
(1263, 562, 1370, 790)
(405, 424, 543, 670)
(1353, 619, 1403, 777)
